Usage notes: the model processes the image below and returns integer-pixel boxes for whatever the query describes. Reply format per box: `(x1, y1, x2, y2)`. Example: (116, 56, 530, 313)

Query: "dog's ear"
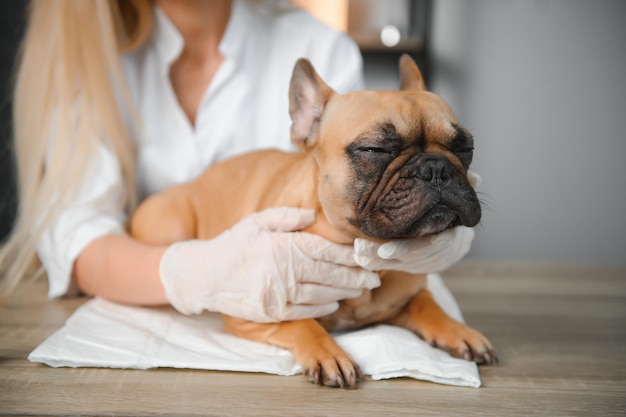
(289, 59, 334, 151)
(399, 54, 426, 91)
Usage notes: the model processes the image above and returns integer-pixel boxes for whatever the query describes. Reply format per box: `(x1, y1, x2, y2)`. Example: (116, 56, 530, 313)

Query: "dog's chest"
(316, 273, 425, 331)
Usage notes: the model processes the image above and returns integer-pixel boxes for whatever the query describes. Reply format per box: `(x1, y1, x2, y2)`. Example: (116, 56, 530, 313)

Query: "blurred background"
(1, 0, 625, 267)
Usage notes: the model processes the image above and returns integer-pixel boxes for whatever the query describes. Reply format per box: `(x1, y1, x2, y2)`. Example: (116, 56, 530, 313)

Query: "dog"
(130, 55, 497, 388)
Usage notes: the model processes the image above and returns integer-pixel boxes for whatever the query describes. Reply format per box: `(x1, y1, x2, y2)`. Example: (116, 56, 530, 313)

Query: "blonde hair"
(0, 0, 153, 301)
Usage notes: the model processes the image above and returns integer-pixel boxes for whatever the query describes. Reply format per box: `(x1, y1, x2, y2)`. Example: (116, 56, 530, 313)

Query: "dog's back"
(131, 149, 316, 243)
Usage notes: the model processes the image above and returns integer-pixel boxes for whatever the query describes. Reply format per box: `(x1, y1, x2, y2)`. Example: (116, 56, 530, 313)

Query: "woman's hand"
(354, 226, 475, 273)
(159, 207, 380, 322)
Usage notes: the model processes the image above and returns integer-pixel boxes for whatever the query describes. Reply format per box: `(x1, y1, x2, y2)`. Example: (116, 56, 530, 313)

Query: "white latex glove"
(160, 207, 380, 322)
(353, 170, 481, 274)
(354, 226, 475, 273)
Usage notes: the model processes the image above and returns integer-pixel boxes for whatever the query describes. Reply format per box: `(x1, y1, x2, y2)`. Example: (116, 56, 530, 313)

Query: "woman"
(0, 0, 474, 322)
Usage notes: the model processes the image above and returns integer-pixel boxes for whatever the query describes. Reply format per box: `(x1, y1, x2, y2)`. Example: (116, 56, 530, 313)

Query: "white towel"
(29, 274, 481, 388)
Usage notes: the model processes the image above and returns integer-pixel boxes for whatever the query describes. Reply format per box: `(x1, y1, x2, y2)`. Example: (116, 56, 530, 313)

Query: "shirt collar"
(152, 5, 184, 73)
(218, 0, 259, 61)
(152, 0, 256, 72)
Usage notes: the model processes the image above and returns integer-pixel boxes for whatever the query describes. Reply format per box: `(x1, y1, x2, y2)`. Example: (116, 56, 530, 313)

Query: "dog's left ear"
(289, 59, 334, 151)
(399, 54, 426, 91)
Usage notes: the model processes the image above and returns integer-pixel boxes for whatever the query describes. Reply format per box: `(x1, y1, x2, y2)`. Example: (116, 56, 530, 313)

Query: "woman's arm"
(73, 233, 169, 306)
(74, 208, 380, 322)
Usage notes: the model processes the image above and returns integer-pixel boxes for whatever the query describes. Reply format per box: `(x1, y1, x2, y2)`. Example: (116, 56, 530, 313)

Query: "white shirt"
(37, 0, 364, 298)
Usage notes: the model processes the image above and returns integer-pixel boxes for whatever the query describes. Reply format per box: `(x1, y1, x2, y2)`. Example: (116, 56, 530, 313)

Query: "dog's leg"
(387, 289, 498, 364)
(222, 315, 362, 388)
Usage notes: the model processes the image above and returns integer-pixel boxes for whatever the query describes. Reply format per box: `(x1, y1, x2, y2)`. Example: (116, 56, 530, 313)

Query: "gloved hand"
(159, 207, 380, 322)
(354, 226, 475, 273)
(353, 170, 481, 274)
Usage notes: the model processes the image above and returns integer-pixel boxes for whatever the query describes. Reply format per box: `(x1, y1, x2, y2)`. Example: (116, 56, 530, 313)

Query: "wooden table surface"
(1, 262, 625, 416)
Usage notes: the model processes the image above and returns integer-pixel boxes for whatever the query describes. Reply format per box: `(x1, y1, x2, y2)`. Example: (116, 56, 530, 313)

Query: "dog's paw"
(296, 339, 363, 388)
(419, 320, 498, 365)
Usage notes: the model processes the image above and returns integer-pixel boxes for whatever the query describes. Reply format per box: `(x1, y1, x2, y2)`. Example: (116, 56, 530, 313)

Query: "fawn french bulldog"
(131, 55, 496, 388)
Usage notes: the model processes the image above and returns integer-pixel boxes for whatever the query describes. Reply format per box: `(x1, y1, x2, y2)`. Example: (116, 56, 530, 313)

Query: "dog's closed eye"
(359, 146, 392, 154)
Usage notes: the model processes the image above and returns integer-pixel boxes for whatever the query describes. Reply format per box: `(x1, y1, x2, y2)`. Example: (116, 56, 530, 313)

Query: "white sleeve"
(283, 10, 363, 95)
(37, 142, 128, 298)
(319, 31, 365, 94)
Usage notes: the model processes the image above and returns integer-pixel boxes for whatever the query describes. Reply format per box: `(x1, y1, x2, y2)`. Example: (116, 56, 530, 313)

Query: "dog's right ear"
(289, 59, 334, 151)
(399, 54, 426, 91)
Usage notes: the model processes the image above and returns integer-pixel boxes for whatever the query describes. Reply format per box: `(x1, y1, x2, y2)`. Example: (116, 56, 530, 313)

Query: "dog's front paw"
(419, 320, 498, 365)
(388, 289, 498, 365)
(296, 338, 363, 388)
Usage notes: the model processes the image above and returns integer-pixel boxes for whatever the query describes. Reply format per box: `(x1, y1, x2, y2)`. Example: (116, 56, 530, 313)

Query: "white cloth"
(29, 274, 481, 388)
(37, 0, 364, 298)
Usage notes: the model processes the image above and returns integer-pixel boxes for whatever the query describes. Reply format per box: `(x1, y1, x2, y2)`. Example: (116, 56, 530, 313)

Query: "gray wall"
(364, 0, 626, 267)
(429, 0, 626, 266)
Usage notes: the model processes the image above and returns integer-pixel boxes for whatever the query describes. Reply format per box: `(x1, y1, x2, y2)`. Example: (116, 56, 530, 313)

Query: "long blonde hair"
(0, 0, 153, 300)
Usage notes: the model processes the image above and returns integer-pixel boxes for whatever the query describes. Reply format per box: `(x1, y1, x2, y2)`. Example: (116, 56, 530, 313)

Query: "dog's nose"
(416, 155, 452, 186)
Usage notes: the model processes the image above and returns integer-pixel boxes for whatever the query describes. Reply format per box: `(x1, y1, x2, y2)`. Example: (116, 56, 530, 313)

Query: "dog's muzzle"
(358, 153, 481, 239)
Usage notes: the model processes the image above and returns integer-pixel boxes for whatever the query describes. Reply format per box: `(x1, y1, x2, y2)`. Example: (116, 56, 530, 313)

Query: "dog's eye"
(359, 147, 391, 154)
(454, 146, 474, 169)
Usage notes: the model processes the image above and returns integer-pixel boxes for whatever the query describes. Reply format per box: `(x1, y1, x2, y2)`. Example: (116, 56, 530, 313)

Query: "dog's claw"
(472, 348, 499, 365)
(336, 373, 345, 389)
(305, 368, 321, 385)
(476, 349, 498, 365)
(304, 360, 361, 389)
(347, 370, 357, 387)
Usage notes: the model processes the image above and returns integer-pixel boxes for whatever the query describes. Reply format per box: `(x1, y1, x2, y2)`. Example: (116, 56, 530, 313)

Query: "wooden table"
(1, 262, 625, 416)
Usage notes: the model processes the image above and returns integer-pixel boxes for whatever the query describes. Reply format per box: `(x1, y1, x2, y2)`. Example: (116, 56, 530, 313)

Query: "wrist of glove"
(354, 170, 481, 274)
(159, 207, 380, 322)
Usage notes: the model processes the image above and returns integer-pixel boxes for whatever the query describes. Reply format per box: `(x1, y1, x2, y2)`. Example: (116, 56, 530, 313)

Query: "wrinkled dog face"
(289, 56, 481, 240)
(342, 96, 480, 239)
